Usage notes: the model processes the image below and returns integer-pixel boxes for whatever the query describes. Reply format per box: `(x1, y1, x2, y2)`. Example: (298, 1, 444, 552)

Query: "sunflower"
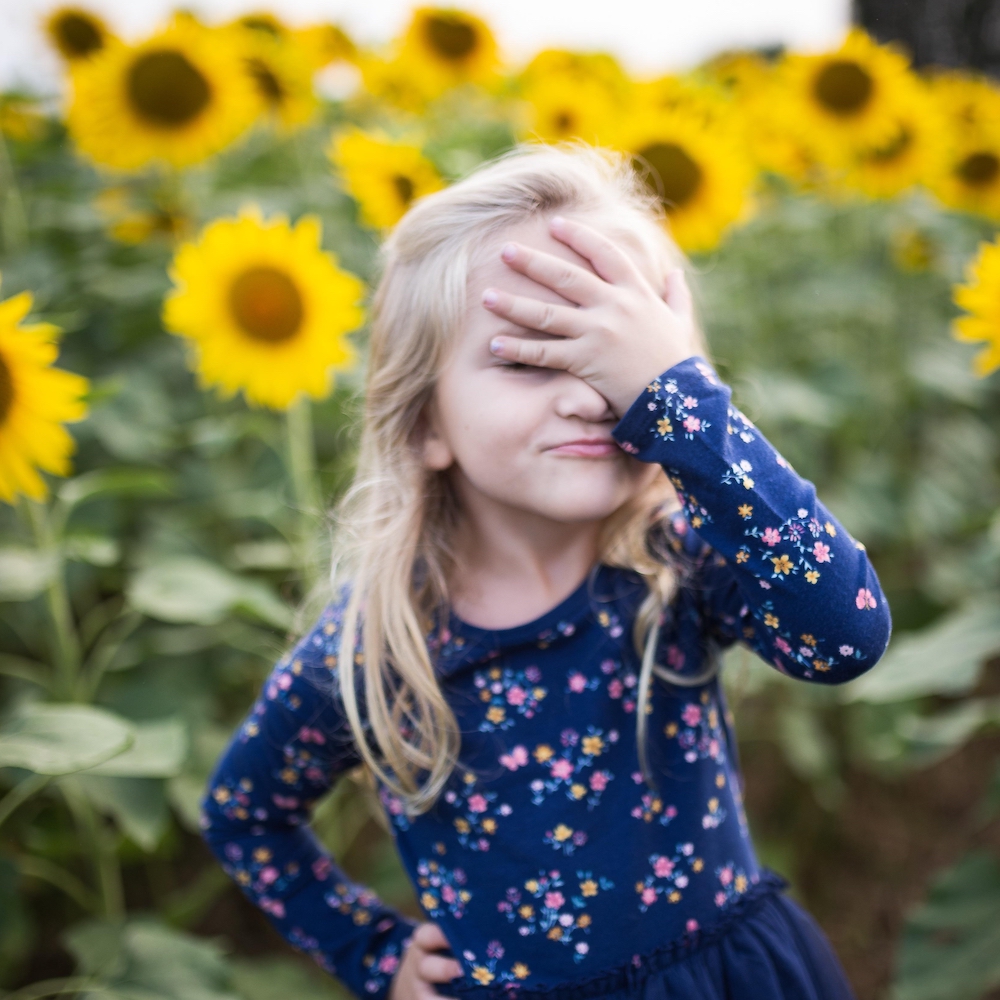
(93, 185, 190, 244)
(66, 18, 259, 171)
(614, 106, 756, 253)
(926, 69, 1000, 136)
(163, 208, 364, 410)
(776, 28, 916, 168)
(356, 52, 435, 113)
(951, 236, 1000, 377)
(518, 71, 619, 144)
(518, 49, 632, 105)
(328, 128, 444, 230)
(396, 7, 501, 98)
(233, 28, 317, 131)
(45, 6, 115, 61)
(0, 96, 45, 142)
(295, 23, 358, 69)
(0, 277, 89, 504)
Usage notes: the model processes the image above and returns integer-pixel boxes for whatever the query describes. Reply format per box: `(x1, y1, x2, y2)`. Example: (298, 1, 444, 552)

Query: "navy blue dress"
(201, 356, 891, 1000)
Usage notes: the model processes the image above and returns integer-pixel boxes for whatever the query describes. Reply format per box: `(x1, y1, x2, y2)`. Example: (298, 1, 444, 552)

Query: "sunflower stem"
(0, 130, 29, 253)
(28, 500, 82, 701)
(0, 773, 50, 835)
(285, 394, 322, 596)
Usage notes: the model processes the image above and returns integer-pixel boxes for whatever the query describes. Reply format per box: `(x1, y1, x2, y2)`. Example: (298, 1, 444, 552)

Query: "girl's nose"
(553, 373, 615, 423)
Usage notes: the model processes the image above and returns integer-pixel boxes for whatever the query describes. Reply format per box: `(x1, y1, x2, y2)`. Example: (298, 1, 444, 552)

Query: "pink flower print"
(840, 645, 854, 656)
(667, 645, 685, 669)
(812, 541, 831, 563)
(762, 527, 781, 547)
(709, 739, 720, 759)
(568, 672, 588, 693)
(774, 637, 792, 654)
(681, 704, 702, 727)
(468, 794, 488, 814)
(260, 897, 285, 918)
(259, 866, 279, 885)
(856, 588, 877, 609)
(278, 673, 293, 690)
(379, 954, 400, 974)
(525, 666, 542, 682)
(506, 685, 527, 706)
(600, 659, 616, 674)
(642, 887, 658, 906)
(683, 416, 701, 433)
(715, 892, 726, 908)
(682, 396, 698, 408)
(550, 759, 574, 781)
(590, 772, 608, 792)
(653, 857, 675, 878)
(305, 766, 325, 783)
(608, 679, 624, 699)
(666, 805, 678, 819)
(687, 919, 699, 933)
(499, 745, 528, 770)
(272, 795, 299, 810)
(544, 891, 565, 910)
(313, 857, 332, 880)
(442, 884, 457, 904)
(719, 867, 733, 886)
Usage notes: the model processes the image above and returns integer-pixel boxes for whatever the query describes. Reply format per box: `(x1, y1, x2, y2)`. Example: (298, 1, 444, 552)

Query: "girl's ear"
(415, 399, 454, 471)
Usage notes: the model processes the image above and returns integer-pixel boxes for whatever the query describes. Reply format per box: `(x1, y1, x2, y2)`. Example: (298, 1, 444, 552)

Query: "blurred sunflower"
(0, 276, 89, 504)
(356, 53, 434, 113)
(93, 185, 189, 244)
(518, 71, 618, 144)
(0, 96, 45, 142)
(296, 23, 357, 68)
(926, 70, 1000, 135)
(631, 74, 726, 127)
(777, 28, 915, 167)
(519, 49, 632, 105)
(45, 6, 115, 61)
(329, 128, 444, 230)
(616, 107, 755, 252)
(234, 29, 317, 131)
(397, 7, 501, 97)
(163, 209, 364, 410)
(951, 236, 1000, 376)
(67, 18, 258, 171)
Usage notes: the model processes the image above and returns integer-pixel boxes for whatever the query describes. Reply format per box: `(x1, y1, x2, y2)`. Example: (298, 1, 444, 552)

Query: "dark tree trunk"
(854, 0, 1000, 76)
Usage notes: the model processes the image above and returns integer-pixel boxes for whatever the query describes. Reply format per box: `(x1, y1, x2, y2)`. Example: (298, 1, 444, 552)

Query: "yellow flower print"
(489, 667, 502, 679)
(547, 926, 563, 940)
(735, 550, 749, 563)
(742, 476, 755, 489)
(691, 515, 703, 528)
(472, 966, 495, 985)
(657, 417, 673, 435)
(479, 689, 491, 702)
(354, 910, 372, 925)
(577, 913, 591, 927)
(280, 767, 297, 784)
(512, 963, 530, 979)
(580, 879, 598, 897)
(236, 870, 251, 885)
(664, 722, 678, 737)
(486, 706, 506, 724)
(454, 818, 470, 834)
(552, 824, 574, 841)
(715, 773, 726, 788)
(738, 503, 753, 519)
(800, 634, 816, 646)
(253, 847, 272, 862)
(582, 735, 604, 756)
(533, 687, 547, 699)
(570, 784, 587, 799)
(518, 904, 534, 919)
(824, 521, 837, 536)
(692, 858, 704, 872)
(805, 570, 820, 584)
(482, 818, 497, 833)
(771, 554, 793, 574)
(525, 879, 540, 893)
(668, 890, 681, 903)
(735, 874, 748, 893)
(421, 891, 439, 910)
(213, 787, 231, 804)
(533, 744, 554, 763)
(764, 613, 779, 628)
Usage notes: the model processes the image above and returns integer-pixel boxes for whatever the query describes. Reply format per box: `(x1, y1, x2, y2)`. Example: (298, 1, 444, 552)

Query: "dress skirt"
(444, 872, 856, 1000)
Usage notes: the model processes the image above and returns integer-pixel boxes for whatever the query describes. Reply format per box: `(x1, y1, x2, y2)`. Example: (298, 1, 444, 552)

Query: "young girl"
(201, 143, 891, 1000)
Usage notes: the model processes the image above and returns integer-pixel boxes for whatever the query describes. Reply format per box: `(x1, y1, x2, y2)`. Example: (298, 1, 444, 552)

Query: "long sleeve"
(199, 601, 418, 999)
(611, 355, 892, 684)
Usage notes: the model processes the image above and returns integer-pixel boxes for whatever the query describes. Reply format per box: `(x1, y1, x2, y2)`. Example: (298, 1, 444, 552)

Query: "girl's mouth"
(546, 439, 619, 458)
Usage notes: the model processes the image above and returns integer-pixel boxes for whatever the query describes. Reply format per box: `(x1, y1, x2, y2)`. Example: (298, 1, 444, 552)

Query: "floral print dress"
(201, 356, 890, 1000)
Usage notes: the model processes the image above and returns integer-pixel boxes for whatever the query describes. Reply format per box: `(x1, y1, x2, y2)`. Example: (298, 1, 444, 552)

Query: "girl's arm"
(200, 602, 418, 999)
(612, 356, 892, 683)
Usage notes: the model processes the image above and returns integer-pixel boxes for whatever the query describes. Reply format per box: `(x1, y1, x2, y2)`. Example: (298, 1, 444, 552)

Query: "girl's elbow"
(831, 603, 893, 684)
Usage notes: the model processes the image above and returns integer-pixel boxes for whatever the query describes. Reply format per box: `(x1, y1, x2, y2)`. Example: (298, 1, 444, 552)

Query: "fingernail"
(501, 243, 517, 261)
(489, 337, 503, 354)
(483, 289, 498, 306)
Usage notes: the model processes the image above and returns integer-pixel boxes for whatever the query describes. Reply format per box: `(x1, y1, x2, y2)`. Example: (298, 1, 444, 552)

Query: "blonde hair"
(331, 141, 711, 818)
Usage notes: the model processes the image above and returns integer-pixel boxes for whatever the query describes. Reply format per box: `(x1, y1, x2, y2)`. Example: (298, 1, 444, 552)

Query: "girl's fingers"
(482, 288, 584, 338)
(499, 242, 606, 307)
(548, 215, 642, 287)
(419, 953, 464, 983)
(413, 922, 449, 949)
(489, 334, 574, 371)
(664, 267, 693, 319)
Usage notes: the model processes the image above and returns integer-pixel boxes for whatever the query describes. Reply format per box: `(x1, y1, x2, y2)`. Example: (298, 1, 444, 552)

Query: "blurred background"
(0, 3, 999, 1000)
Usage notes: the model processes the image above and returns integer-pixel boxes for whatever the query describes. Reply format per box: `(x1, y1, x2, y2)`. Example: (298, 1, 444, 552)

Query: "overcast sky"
(1, 0, 851, 94)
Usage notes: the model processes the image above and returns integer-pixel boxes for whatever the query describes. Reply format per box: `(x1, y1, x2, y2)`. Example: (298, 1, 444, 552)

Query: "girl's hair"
(332, 140, 711, 818)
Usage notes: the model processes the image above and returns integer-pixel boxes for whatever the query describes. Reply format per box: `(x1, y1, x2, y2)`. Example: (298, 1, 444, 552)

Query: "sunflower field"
(1, 6, 1000, 1000)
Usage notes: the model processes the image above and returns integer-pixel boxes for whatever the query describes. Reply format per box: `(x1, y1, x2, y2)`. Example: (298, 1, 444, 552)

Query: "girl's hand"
(388, 922, 464, 1000)
(482, 215, 698, 418)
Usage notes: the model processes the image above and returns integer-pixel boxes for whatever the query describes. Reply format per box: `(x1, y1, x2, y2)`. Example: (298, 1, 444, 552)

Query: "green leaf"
(83, 718, 188, 778)
(58, 467, 175, 508)
(229, 956, 344, 1000)
(844, 597, 1000, 703)
(72, 776, 170, 852)
(894, 851, 1000, 1000)
(65, 534, 122, 567)
(127, 557, 291, 629)
(0, 704, 134, 775)
(0, 547, 57, 601)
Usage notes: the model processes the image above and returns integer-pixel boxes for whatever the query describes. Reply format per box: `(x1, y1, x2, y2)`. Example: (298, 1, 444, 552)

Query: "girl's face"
(420, 212, 662, 527)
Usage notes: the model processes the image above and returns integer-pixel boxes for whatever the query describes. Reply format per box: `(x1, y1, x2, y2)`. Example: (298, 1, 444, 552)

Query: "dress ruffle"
(442, 872, 855, 1000)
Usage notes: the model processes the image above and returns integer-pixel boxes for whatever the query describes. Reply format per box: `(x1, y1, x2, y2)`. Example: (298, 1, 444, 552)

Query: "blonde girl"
(202, 142, 890, 1000)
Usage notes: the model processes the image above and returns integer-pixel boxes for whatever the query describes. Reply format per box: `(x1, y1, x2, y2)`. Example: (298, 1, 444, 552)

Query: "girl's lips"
(547, 440, 619, 458)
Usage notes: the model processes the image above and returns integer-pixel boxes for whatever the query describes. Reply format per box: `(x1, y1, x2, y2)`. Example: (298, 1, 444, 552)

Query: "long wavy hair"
(330, 140, 711, 818)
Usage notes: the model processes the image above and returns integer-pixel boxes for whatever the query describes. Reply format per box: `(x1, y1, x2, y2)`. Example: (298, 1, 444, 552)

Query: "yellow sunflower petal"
(950, 236, 1000, 377)
(163, 209, 365, 410)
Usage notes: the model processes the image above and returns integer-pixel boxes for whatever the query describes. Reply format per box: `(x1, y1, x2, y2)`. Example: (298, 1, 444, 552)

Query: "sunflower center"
(247, 57, 284, 103)
(127, 50, 211, 128)
(813, 60, 873, 116)
(553, 110, 575, 134)
(0, 352, 13, 426)
(241, 15, 284, 37)
(54, 13, 103, 57)
(229, 267, 304, 343)
(424, 16, 477, 62)
(636, 142, 703, 211)
(956, 151, 999, 188)
(393, 174, 415, 206)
